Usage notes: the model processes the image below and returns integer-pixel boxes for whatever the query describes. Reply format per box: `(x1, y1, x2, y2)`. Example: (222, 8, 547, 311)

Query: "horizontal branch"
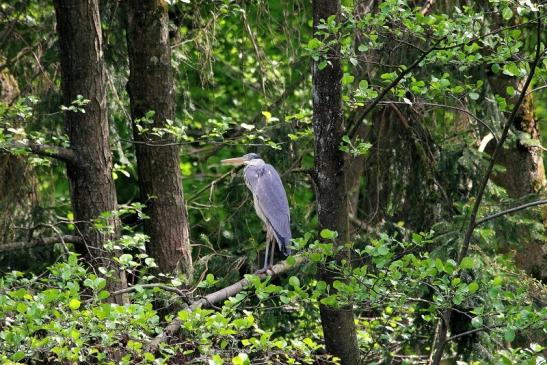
(2, 142, 76, 164)
(474, 199, 547, 227)
(146, 254, 308, 353)
(445, 324, 503, 343)
(0, 235, 83, 253)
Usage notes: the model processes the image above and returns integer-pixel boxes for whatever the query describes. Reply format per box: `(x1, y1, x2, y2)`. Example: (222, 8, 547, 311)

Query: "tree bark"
(125, 0, 193, 277)
(53, 0, 127, 303)
(312, 1, 361, 364)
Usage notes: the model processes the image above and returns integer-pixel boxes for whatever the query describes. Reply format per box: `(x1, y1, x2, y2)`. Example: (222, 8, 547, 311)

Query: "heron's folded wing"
(253, 165, 292, 245)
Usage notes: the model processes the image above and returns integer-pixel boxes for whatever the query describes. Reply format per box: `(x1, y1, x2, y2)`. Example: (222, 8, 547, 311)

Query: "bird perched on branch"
(222, 153, 292, 269)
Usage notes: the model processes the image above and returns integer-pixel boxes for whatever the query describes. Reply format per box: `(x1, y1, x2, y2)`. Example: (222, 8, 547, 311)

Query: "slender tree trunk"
(53, 0, 127, 303)
(125, 0, 193, 276)
(312, 1, 361, 364)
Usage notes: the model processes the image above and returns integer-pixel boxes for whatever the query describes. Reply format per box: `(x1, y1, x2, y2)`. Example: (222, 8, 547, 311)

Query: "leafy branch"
(429, 14, 545, 365)
(145, 253, 308, 353)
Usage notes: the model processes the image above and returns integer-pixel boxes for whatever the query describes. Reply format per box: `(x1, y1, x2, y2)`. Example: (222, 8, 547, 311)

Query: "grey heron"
(222, 153, 292, 269)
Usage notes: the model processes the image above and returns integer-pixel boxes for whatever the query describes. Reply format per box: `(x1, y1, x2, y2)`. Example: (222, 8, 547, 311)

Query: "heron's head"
(221, 153, 261, 166)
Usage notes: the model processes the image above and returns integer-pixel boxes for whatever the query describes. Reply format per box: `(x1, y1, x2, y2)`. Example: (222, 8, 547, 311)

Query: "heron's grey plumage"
(221, 153, 292, 268)
(243, 159, 292, 257)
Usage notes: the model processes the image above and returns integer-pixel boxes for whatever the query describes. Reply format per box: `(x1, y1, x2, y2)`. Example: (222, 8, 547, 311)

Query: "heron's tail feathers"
(279, 237, 292, 257)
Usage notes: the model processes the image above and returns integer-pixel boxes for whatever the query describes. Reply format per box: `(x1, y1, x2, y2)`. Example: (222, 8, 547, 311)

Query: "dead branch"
(145, 254, 308, 353)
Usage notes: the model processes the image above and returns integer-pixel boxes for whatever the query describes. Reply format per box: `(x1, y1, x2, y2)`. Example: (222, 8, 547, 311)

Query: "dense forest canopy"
(0, 0, 546, 364)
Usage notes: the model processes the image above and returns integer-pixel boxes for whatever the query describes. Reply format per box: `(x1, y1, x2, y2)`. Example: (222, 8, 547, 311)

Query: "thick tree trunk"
(125, 0, 193, 277)
(312, 1, 361, 364)
(53, 0, 127, 303)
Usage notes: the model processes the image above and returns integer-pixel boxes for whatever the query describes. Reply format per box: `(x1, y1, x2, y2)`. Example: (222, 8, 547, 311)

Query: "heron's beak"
(221, 156, 247, 166)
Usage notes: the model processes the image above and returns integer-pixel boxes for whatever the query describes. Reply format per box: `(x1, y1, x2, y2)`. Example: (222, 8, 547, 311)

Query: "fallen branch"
(0, 235, 83, 253)
(2, 141, 76, 164)
(146, 254, 308, 353)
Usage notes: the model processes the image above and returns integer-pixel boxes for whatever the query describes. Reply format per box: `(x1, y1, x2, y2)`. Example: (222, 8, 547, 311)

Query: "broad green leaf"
(69, 299, 81, 310)
(460, 257, 474, 270)
(320, 229, 337, 240)
(468, 281, 479, 294)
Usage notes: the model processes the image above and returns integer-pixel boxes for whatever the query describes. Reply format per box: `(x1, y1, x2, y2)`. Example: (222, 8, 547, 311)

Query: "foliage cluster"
(0, 0, 546, 363)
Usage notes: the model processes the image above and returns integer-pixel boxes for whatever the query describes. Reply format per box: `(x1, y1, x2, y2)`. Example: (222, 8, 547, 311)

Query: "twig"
(474, 199, 547, 227)
(187, 167, 240, 203)
(145, 254, 308, 353)
(0, 235, 83, 253)
(445, 325, 503, 343)
(348, 37, 446, 139)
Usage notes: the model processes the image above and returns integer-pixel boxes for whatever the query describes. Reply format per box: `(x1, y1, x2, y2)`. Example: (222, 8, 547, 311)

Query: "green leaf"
(11, 351, 25, 362)
(320, 229, 338, 240)
(286, 255, 296, 266)
(289, 276, 300, 288)
(471, 316, 483, 328)
(69, 298, 81, 310)
(493, 276, 503, 286)
(504, 328, 515, 342)
(320, 294, 338, 306)
(503, 63, 520, 77)
(209, 354, 224, 365)
(468, 281, 479, 294)
(307, 38, 323, 50)
(502, 7, 513, 20)
(232, 353, 250, 365)
(144, 353, 155, 362)
(468, 92, 479, 100)
(16, 302, 27, 313)
(460, 257, 474, 270)
(342, 73, 354, 85)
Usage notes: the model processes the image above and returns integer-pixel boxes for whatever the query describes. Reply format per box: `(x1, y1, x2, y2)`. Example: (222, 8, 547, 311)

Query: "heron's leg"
(263, 236, 270, 269)
(269, 239, 275, 267)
